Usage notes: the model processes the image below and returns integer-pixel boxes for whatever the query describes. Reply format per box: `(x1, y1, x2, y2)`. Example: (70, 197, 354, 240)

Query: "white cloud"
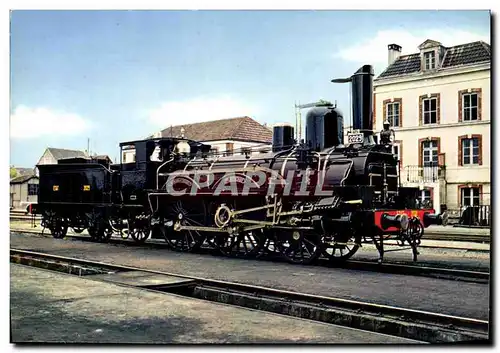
(336, 28, 490, 66)
(10, 105, 92, 139)
(147, 96, 261, 128)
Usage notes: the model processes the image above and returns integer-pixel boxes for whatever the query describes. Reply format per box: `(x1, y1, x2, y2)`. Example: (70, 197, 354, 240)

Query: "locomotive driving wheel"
(322, 231, 361, 263)
(207, 200, 267, 258)
(274, 229, 322, 265)
(163, 199, 207, 252)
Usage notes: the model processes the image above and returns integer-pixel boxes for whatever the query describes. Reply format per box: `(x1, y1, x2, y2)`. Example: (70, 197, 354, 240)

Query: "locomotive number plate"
(347, 133, 364, 144)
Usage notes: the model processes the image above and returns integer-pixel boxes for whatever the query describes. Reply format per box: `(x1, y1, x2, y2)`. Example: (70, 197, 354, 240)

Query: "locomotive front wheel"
(275, 229, 322, 265)
(163, 200, 207, 252)
(322, 232, 361, 263)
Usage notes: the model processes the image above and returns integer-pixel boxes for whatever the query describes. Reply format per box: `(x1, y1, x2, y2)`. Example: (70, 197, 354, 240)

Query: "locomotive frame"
(34, 64, 448, 265)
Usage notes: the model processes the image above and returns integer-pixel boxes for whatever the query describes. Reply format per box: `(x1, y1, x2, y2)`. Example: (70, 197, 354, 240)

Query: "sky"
(9, 9, 491, 167)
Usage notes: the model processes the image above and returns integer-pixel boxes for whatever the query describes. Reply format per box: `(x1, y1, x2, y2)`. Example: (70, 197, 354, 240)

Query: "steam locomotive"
(35, 64, 448, 264)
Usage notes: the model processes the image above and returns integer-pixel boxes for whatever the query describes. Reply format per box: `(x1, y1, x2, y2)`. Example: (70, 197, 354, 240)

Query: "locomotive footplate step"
(88, 270, 195, 289)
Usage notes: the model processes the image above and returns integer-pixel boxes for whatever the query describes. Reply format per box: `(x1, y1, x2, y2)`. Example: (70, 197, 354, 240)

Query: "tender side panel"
(38, 164, 111, 207)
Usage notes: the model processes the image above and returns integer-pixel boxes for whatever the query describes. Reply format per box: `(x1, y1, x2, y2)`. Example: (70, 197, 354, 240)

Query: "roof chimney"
(388, 44, 402, 66)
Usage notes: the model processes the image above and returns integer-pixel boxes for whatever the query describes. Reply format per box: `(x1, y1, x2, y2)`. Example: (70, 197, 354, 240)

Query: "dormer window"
(424, 51, 436, 70)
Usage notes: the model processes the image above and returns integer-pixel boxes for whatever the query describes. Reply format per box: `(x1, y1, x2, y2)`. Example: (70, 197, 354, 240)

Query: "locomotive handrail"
(209, 155, 221, 170)
(280, 149, 297, 176)
(183, 156, 197, 172)
(156, 157, 174, 190)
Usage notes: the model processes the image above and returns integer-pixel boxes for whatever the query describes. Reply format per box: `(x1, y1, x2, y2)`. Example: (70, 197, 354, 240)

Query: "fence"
(400, 163, 446, 184)
(447, 204, 491, 228)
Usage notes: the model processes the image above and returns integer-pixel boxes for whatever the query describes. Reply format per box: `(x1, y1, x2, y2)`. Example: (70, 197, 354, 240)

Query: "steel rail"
(10, 215, 491, 245)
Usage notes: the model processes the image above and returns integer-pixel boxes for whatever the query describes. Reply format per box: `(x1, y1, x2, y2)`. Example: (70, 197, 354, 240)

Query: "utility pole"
(87, 138, 90, 156)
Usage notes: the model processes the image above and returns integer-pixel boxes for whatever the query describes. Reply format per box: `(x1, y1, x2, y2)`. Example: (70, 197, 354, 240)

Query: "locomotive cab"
(118, 137, 212, 205)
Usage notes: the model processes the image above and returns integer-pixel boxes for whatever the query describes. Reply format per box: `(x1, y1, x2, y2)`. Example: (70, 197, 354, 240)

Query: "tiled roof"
(10, 174, 37, 184)
(14, 167, 35, 176)
(47, 148, 88, 160)
(93, 155, 112, 161)
(158, 116, 273, 143)
(377, 41, 490, 79)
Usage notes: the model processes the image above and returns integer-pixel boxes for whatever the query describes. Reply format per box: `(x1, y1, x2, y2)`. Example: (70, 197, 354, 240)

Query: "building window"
(462, 92, 479, 121)
(459, 89, 482, 122)
(420, 189, 432, 208)
(459, 135, 482, 166)
(422, 97, 438, 124)
(461, 137, 480, 165)
(422, 140, 438, 167)
(461, 187, 480, 207)
(385, 102, 400, 127)
(28, 184, 39, 196)
(424, 51, 436, 70)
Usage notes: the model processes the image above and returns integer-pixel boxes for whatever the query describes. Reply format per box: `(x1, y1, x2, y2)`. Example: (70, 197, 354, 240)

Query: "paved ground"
(10, 232, 490, 321)
(10, 264, 419, 344)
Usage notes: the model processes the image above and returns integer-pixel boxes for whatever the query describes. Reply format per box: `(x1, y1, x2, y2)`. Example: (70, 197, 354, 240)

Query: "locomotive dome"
(305, 105, 344, 151)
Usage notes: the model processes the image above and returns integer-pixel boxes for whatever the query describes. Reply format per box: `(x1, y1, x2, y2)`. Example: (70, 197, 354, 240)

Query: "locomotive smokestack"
(331, 65, 375, 146)
(351, 64, 374, 133)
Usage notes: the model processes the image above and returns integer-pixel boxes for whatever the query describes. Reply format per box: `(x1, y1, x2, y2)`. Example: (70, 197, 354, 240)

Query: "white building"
(126, 116, 273, 163)
(10, 174, 39, 212)
(373, 39, 490, 223)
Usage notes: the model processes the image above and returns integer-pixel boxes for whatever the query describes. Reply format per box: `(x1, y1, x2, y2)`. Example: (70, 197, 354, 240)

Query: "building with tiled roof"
(37, 147, 89, 166)
(371, 38, 491, 225)
(148, 116, 273, 158)
(10, 173, 38, 211)
(376, 40, 490, 80)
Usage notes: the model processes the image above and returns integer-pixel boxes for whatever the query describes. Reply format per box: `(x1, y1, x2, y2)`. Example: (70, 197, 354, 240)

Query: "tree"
(10, 167, 18, 179)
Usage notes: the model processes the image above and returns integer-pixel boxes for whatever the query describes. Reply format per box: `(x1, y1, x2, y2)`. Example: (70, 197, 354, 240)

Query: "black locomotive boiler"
(35, 64, 448, 264)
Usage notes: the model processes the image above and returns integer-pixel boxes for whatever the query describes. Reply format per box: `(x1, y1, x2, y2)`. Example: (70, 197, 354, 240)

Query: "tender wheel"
(71, 214, 87, 234)
(163, 199, 207, 252)
(86, 211, 111, 243)
(275, 229, 322, 265)
(50, 216, 68, 239)
(322, 231, 361, 263)
(72, 227, 85, 234)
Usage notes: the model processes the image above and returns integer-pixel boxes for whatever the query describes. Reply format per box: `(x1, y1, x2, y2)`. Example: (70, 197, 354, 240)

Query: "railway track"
(10, 214, 491, 244)
(9, 248, 489, 343)
(10, 229, 490, 284)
